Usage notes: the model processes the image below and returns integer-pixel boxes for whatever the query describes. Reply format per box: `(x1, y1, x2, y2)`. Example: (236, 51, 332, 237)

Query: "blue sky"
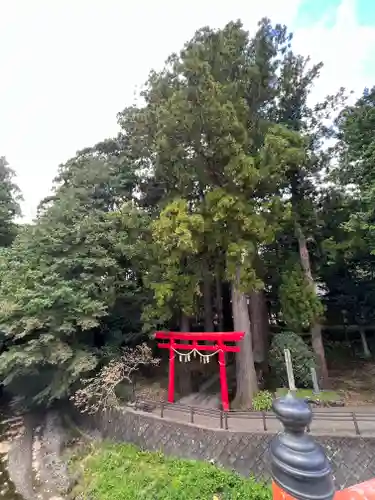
(294, 0, 375, 86)
(0, 0, 375, 221)
(295, 0, 342, 28)
(357, 0, 375, 25)
(296, 0, 375, 27)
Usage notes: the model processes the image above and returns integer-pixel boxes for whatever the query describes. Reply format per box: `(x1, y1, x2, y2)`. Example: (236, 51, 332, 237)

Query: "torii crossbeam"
(155, 331, 244, 411)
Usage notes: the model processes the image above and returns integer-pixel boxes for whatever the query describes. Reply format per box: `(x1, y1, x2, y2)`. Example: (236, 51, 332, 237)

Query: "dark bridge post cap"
(269, 393, 335, 500)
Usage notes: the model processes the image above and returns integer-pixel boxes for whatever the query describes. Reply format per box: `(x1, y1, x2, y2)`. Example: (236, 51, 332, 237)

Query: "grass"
(275, 388, 341, 402)
(72, 442, 272, 500)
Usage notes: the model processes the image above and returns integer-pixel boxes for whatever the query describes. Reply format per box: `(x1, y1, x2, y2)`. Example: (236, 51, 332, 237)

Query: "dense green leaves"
(0, 156, 149, 405)
(269, 332, 317, 388)
(280, 262, 324, 331)
(76, 443, 272, 500)
(0, 157, 22, 247)
(0, 16, 374, 409)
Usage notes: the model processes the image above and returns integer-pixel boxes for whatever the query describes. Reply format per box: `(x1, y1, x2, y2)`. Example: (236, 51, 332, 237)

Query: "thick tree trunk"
(215, 268, 224, 332)
(203, 260, 214, 332)
(249, 290, 270, 389)
(297, 229, 329, 388)
(311, 323, 329, 387)
(222, 282, 233, 331)
(232, 268, 258, 408)
(176, 313, 192, 396)
(249, 290, 269, 365)
(181, 313, 189, 332)
(359, 327, 371, 359)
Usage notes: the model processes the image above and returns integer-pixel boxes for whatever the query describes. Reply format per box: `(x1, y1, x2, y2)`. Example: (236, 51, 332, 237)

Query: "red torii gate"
(155, 331, 244, 411)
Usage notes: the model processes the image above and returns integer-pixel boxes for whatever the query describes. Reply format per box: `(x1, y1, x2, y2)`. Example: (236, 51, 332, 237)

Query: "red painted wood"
(168, 339, 175, 403)
(272, 479, 375, 500)
(218, 340, 229, 411)
(272, 482, 295, 499)
(335, 478, 375, 499)
(156, 331, 244, 412)
(157, 343, 240, 353)
(155, 331, 244, 342)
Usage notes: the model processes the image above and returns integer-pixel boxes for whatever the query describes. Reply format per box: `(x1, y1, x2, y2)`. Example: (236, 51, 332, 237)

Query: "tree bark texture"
(232, 267, 258, 408)
(215, 270, 224, 332)
(359, 327, 371, 359)
(222, 282, 233, 331)
(249, 290, 270, 365)
(249, 290, 270, 388)
(203, 260, 214, 332)
(297, 229, 330, 388)
(176, 313, 192, 396)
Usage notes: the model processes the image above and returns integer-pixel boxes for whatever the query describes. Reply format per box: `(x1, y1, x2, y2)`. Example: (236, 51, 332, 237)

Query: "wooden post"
(168, 340, 175, 403)
(269, 393, 335, 500)
(218, 341, 229, 411)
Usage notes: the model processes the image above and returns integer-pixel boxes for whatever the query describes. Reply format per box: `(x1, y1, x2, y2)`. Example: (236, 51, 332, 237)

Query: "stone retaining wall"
(79, 407, 375, 490)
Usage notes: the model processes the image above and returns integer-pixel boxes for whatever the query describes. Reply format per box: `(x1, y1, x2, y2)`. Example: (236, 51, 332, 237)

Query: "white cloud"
(0, 0, 374, 221)
(0, 0, 301, 221)
(293, 0, 375, 105)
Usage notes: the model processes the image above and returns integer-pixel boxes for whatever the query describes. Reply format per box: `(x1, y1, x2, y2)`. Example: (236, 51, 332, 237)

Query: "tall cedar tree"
(118, 19, 313, 406)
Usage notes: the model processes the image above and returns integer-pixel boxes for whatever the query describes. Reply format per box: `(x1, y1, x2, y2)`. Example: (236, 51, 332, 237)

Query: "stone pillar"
(269, 393, 335, 500)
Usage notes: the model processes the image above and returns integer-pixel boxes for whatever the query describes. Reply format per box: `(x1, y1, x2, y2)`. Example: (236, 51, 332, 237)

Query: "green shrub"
(269, 332, 316, 388)
(279, 264, 324, 331)
(74, 443, 272, 500)
(252, 390, 273, 411)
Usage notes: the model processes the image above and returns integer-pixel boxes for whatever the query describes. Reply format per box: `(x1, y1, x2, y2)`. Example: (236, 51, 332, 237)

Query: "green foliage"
(142, 198, 205, 327)
(0, 14, 369, 409)
(333, 87, 375, 256)
(121, 18, 306, 299)
(0, 156, 149, 406)
(322, 88, 375, 326)
(269, 332, 317, 388)
(0, 157, 22, 247)
(74, 443, 272, 500)
(336, 86, 375, 186)
(252, 390, 273, 412)
(279, 262, 324, 331)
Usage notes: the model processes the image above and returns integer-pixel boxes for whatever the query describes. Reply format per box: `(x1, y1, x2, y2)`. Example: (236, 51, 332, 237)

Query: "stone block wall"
(80, 407, 375, 490)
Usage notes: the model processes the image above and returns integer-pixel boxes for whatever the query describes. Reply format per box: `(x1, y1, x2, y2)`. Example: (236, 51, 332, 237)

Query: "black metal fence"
(130, 398, 375, 435)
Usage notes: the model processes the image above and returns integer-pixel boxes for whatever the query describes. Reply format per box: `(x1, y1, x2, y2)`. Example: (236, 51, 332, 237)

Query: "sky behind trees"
(1, 0, 375, 221)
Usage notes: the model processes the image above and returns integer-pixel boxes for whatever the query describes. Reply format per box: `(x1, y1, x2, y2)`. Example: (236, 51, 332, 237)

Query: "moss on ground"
(72, 442, 272, 500)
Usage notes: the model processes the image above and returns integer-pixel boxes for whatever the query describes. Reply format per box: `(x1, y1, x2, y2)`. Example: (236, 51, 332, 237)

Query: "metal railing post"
(269, 393, 335, 500)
